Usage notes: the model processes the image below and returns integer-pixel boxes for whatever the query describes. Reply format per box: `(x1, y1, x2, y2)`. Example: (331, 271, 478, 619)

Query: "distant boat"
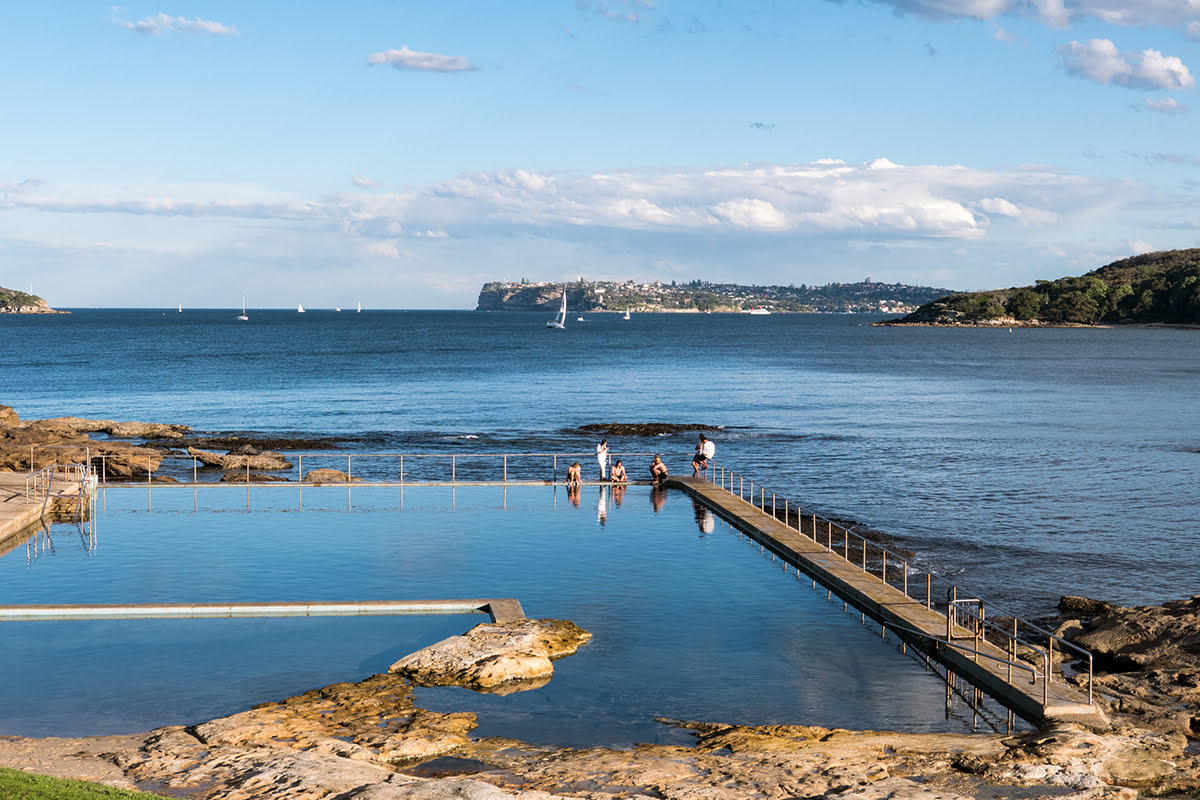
(746, 307, 771, 315)
(297, 303, 305, 313)
(236, 292, 249, 322)
(177, 303, 183, 313)
(356, 301, 362, 313)
(335, 306, 341, 312)
(576, 316, 585, 322)
(623, 310, 631, 320)
(546, 291, 566, 329)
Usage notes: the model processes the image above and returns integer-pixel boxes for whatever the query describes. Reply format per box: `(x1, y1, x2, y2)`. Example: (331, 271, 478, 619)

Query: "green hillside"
(890, 249, 1200, 326)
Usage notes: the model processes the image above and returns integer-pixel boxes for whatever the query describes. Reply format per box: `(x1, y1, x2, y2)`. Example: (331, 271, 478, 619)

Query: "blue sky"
(2, 1, 1199, 308)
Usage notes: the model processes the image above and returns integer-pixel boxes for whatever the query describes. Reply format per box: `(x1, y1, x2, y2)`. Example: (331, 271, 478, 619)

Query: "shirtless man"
(610, 459, 628, 483)
(649, 455, 668, 484)
(566, 461, 582, 486)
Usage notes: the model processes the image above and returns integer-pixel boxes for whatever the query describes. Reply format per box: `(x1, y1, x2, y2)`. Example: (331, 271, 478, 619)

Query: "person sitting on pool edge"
(692, 433, 714, 477)
(649, 455, 668, 485)
(610, 459, 627, 483)
(566, 461, 582, 486)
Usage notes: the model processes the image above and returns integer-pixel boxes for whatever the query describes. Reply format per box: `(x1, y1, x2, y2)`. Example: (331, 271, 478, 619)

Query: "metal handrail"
(705, 459, 1095, 709)
(83, 450, 668, 486)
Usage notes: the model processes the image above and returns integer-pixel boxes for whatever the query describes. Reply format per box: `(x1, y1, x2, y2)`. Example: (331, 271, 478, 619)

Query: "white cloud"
(119, 12, 238, 37)
(367, 46, 476, 73)
(365, 241, 400, 258)
(1058, 39, 1195, 90)
(1127, 238, 1155, 254)
(575, 0, 653, 23)
(351, 175, 375, 187)
(1138, 97, 1190, 114)
(864, 1, 1200, 33)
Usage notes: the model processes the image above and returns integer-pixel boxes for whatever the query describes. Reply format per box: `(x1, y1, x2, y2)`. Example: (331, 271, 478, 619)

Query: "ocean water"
(2, 311, 1197, 615)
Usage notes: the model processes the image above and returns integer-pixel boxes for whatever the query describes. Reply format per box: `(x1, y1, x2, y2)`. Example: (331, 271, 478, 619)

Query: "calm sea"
(3, 308, 1197, 617)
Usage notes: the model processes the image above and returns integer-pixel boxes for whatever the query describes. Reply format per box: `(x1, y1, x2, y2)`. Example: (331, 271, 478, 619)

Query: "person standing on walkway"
(692, 434, 716, 477)
(596, 439, 609, 480)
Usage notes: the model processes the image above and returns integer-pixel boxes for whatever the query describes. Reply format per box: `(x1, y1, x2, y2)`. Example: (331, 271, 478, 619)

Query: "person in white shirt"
(596, 439, 609, 479)
(692, 434, 715, 477)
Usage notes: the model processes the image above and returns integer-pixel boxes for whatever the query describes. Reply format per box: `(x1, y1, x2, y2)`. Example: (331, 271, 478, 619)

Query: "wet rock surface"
(573, 423, 725, 437)
(1057, 596, 1200, 739)
(187, 446, 293, 471)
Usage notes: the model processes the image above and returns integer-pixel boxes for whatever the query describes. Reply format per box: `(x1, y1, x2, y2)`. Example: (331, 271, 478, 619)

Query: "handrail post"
(298, 454, 303, 483)
(347, 454, 352, 481)
(503, 454, 507, 484)
(452, 455, 456, 484)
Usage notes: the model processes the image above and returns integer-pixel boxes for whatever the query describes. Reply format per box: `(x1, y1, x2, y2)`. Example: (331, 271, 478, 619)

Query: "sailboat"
(546, 291, 567, 329)
(356, 301, 362, 313)
(297, 303, 305, 313)
(177, 303, 183, 313)
(623, 310, 631, 320)
(236, 292, 249, 321)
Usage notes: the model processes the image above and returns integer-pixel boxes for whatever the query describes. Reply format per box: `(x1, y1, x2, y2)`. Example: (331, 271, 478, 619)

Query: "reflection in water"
(611, 484, 627, 508)
(596, 487, 608, 526)
(567, 484, 580, 507)
(691, 498, 715, 534)
(650, 486, 668, 512)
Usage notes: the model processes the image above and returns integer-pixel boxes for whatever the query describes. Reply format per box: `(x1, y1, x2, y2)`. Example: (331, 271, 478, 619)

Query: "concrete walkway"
(0, 470, 90, 552)
(665, 475, 1108, 728)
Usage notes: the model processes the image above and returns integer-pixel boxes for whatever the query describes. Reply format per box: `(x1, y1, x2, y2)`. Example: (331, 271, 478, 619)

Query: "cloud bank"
(2, 161, 1134, 247)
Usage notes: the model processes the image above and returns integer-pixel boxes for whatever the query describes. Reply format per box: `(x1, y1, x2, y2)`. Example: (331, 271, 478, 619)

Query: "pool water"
(1, 484, 1001, 745)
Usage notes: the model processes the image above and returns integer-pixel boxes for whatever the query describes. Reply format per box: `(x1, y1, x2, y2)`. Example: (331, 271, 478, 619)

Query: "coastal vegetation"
(0, 286, 64, 314)
(478, 278, 954, 314)
(0, 767, 168, 799)
(886, 249, 1200, 326)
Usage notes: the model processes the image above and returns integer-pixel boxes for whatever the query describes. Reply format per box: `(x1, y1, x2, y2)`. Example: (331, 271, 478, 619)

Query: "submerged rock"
(575, 422, 724, 436)
(390, 618, 592, 693)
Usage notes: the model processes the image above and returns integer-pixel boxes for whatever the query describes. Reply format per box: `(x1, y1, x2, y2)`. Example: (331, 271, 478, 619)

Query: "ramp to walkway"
(665, 475, 1107, 729)
(0, 468, 92, 549)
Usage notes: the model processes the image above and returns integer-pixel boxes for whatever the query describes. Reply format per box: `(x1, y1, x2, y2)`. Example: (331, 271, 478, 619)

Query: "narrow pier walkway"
(666, 475, 1107, 728)
(0, 469, 91, 551)
(0, 598, 526, 624)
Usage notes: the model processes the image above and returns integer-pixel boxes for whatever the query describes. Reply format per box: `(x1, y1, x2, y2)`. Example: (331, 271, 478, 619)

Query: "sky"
(2, 1, 1199, 309)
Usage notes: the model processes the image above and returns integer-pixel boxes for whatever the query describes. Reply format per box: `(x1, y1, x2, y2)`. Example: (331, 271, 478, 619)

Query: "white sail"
(356, 301, 362, 313)
(546, 291, 567, 329)
(237, 292, 249, 321)
(297, 303, 305, 313)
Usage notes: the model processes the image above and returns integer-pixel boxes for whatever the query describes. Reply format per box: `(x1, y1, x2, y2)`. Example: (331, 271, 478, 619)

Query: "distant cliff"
(0, 287, 67, 314)
(881, 249, 1200, 327)
(477, 279, 953, 313)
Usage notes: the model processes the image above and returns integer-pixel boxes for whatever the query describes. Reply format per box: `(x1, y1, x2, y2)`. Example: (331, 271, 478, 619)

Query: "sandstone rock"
(390, 618, 592, 692)
(42, 417, 190, 438)
(302, 468, 362, 483)
(0, 405, 18, 426)
(1060, 595, 1115, 618)
(221, 470, 291, 483)
(188, 446, 292, 471)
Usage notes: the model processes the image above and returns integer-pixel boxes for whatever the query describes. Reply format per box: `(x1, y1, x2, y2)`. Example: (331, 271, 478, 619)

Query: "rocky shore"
(0, 601, 1196, 799)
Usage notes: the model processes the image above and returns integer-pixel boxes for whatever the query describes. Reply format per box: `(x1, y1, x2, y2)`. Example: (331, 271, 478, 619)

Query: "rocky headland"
(877, 249, 1200, 327)
(0, 286, 67, 314)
